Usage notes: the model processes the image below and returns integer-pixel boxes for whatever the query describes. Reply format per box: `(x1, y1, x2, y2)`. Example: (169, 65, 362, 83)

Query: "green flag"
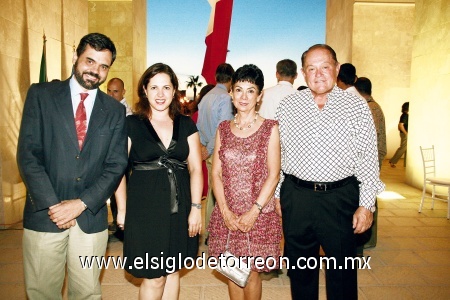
(39, 33, 47, 83)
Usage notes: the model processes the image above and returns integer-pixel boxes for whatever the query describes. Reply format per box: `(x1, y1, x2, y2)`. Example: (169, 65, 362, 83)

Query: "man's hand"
(352, 206, 373, 234)
(57, 219, 77, 230)
(48, 199, 86, 226)
(200, 145, 210, 161)
(275, 198, 282, 217)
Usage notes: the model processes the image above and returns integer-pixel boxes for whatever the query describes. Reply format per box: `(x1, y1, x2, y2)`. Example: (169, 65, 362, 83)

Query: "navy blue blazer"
(17, 78, 128, 233)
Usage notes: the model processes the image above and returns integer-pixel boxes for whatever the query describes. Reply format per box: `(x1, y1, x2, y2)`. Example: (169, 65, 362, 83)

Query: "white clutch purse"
(215, 232, 251, 287)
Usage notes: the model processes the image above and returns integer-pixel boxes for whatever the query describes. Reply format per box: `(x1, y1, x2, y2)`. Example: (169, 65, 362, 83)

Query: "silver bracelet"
(254, 202, 263, 212)
(191, 203, 202, 209)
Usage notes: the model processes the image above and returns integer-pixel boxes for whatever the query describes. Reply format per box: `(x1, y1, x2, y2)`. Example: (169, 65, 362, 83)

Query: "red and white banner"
(201, 0, 233, 84)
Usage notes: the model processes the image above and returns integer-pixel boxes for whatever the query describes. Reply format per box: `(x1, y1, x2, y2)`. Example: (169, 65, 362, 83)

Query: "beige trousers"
(23, 223, 108, 300)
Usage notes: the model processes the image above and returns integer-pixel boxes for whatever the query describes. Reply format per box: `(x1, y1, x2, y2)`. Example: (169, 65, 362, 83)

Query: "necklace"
(233, 112, 259, 131)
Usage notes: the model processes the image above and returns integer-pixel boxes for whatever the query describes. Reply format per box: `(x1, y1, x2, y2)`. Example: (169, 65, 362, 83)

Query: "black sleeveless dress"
(123, 114, 199, 278)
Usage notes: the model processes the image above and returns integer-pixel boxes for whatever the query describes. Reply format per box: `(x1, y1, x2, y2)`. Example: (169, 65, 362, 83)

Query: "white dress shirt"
(346, 85, 364, 101)
(259, 81, 297, 120)
(70, 76, 98, 129)
(120, 98, 132, 116)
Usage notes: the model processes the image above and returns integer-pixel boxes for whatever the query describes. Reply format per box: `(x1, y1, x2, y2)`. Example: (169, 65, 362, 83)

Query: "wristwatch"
(367, 206, 376, 213)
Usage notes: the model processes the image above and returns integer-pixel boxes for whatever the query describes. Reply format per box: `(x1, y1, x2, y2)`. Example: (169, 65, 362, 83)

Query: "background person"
(389, 102, 409, 168)
(276, 44, 384, 299)
(17, 33, 128, 299)
(354, 77, 386, 169)
(208, 64, 282, 300)
(197, 63, 235, 245)
(106, 77, 132, 241)
(107, 77, 132, 115)
(115, 63, 202, 299)
(190, 84, 215, 123)
(190, 84, 215, 199)
(354, 76, 387, 250)
(258, 59, 298, 120)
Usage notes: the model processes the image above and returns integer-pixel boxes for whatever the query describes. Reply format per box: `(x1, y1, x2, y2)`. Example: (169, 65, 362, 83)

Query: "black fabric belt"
(132, 158, 187, 214)
(285, 174, 355, 191)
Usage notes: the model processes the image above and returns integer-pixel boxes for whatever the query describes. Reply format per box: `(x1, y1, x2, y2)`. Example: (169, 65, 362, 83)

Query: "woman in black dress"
(115, 63, 202, 299)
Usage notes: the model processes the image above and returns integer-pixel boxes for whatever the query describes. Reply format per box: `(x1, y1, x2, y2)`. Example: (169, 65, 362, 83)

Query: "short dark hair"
(337, 63, 357, 85)
(76, 33, 117, 65)
(135, 63, 180, 119)
(215, 63, 235, 83)
(276, 59, 297, 77)
(232, 64, 264, 93)
(401, 102, 409, 113)
(198, 84, 215, 103)
(301, 44, 338, 68)
(354, 77, 372, 96)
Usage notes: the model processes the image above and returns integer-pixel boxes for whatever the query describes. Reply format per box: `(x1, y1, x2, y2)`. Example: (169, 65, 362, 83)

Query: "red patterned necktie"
(75, 93, 89, 150)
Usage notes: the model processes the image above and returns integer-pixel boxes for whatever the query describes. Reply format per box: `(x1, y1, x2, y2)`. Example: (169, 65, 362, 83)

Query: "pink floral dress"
(207, 119, 282, 272)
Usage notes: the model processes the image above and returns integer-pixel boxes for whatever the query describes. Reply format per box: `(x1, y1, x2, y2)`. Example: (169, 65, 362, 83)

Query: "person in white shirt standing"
(258, 59, 298, 120)
(276, 44, 384, 300)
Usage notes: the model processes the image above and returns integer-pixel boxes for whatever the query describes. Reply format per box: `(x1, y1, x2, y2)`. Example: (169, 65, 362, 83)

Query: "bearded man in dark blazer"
(17, 32, 128, 299)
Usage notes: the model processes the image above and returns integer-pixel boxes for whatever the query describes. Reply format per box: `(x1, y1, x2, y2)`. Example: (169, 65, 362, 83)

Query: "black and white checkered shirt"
(275, 86, 385, 209)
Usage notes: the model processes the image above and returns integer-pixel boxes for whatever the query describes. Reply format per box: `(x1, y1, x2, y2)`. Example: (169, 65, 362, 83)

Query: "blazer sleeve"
(78, 101, 128, 215)
(17, 84, 60, 211)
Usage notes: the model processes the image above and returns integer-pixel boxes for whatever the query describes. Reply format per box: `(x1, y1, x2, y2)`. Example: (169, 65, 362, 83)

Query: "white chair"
(418, 145, 450, 219)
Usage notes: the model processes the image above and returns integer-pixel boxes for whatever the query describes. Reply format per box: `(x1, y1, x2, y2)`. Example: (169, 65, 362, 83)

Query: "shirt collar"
(216, 83, 228, 91)
(69, 75, 98, 100)
(277, 81, 294, 87)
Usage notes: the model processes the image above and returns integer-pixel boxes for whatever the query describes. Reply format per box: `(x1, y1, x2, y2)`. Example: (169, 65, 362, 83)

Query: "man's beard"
(73, 62, 105, 90)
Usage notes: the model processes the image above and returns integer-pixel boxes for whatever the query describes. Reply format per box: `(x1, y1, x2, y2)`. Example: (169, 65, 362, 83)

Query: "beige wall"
(0, 0, 88, 227)
(328, 1, 415, 158)
(352, 2, 415, 158)
(326, 0, 355, 63)
(132, 0, 147, 104)
(89, 0, 146, 109)
(406, 0, 450, 191)
(327, 0, 450, 192)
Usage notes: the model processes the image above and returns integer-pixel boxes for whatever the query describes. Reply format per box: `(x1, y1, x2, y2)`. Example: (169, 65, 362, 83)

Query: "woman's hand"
(117, 208, 126, 231)
(188, 208, 202, 237)
(221, 207, 239, 231)
(237, 206, 259, 233)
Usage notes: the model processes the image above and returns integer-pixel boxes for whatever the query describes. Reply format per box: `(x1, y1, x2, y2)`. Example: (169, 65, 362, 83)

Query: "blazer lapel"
(52, 80, 79, 150)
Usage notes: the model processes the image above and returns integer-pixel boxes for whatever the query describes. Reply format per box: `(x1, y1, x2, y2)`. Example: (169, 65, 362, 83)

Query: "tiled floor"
(1, 159, 449, 299)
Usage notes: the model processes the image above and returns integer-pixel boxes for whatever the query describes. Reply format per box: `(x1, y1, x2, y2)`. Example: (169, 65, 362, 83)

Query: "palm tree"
(186, 75, 203, 101)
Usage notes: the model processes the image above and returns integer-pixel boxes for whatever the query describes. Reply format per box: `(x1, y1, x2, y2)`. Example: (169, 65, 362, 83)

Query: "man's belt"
(285, 174, 355, 191)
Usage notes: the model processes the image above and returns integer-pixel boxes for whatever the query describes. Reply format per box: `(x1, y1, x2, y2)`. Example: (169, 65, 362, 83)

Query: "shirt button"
(76, 155, 80, 159)
(76, 177, 81, 181)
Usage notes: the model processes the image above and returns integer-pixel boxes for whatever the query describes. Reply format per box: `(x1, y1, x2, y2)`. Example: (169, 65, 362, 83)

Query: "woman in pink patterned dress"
(208, 64, 282, 299)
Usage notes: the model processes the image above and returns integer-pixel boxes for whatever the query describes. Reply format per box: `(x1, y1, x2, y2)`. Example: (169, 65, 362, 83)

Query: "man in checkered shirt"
(275, 44, 385, 300)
